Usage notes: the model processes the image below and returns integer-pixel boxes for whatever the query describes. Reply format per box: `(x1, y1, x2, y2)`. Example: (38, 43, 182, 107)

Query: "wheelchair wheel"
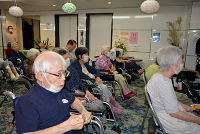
(11, 78, 32, 97)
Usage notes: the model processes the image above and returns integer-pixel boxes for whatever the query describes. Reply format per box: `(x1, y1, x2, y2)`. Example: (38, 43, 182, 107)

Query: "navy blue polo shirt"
(15, 82, 75, 134)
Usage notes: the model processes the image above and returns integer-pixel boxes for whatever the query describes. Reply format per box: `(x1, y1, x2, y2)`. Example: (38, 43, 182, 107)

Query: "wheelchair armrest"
(70, 93, 85, 97)
(100, 74, 115, 81)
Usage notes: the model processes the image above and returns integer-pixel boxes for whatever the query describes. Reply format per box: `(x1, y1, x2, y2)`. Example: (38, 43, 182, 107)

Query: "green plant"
(114, 41, 127, 55)
(33, 37, 53, 50)
(166, 16, 183, 47)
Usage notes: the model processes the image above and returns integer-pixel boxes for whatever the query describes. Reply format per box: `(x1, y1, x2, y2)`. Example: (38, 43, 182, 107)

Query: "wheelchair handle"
(2, 91, 16, 100)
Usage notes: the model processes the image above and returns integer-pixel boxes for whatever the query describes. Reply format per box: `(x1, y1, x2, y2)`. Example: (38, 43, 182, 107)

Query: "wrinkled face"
(62, 53, 69, 60)
(43, 63, 66, 89)
(67, 43, 77, 52)
(171, 57, 183, 73)
(105, 47, 110, 58)
(12, 44, 19, 52)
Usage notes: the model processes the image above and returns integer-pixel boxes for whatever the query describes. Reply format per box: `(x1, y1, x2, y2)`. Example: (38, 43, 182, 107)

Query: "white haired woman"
(95, 45, 136, 99)
(147, 45, 200, 133)
(24, 48, 40, 79)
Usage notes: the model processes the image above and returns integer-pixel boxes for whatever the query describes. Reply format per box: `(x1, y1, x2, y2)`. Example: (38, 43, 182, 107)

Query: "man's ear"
(79, 55, 82, 59)
(37, 72, 44, 82)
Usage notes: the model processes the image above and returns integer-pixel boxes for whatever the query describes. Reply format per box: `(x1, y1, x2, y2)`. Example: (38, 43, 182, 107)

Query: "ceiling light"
(53, 5, 56, 6)
(108, 2, 111, 4)
(140, 0, 160, 14)
(62, 0, 76, 13)
(8, 0, 23, 17)
(9, 6, 23, 17)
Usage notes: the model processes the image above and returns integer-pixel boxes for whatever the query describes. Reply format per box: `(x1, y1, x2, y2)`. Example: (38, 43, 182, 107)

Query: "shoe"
(104, 126, 118, 134)
(110, 103, 123, 115)
(129, 91, 137, 96)
(123, 92, 136, 99)
(111, 100, 124, 110)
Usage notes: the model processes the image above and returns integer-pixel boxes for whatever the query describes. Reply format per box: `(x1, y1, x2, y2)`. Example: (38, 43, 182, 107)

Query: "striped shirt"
(147, 73, 179, 114)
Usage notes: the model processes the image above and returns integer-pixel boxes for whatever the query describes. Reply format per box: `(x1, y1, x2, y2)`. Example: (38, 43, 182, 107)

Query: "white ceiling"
(0, 0, 200, 12)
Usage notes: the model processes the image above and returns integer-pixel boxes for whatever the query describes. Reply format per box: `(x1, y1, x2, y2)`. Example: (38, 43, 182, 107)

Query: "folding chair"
(144, 86, 167, 134)
(139, 71, 149, 133)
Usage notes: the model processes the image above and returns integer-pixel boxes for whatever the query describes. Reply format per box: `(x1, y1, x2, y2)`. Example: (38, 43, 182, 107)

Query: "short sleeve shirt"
(147, 73, 179, 114)
(15, 82, 75, 134)
(63, 47, 76, 58)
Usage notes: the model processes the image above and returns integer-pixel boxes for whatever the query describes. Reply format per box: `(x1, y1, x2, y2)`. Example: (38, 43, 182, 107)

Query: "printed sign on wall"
(130, 32, 138, 44)
(153, 32, 160, 42)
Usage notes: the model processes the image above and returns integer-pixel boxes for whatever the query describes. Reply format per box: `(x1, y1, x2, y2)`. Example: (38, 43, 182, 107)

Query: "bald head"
(33, 51, 66, 78)
(39, 43, 45, 49)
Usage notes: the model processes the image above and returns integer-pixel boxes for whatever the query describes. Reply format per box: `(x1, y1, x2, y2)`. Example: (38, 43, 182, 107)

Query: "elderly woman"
(24, 48, 40, 79)
(95, 45, 136, 99)
(53, 48, 118, 133)
(147, 45, 200, 134)
(71, 47, 124, 115)
(15, 51, 92, 134)
(0, 56, 20, 80)
(10, 42, 26, 74)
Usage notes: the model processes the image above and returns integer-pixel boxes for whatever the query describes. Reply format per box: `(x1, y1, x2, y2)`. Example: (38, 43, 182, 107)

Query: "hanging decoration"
(62, 0, 76, 13)
(8, 0, 23, 17)
(9, 6, 23, 17)
(140, 0, 160, 13)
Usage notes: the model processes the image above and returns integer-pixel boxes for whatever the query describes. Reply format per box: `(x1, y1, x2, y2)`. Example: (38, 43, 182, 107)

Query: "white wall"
(22, 2, 200, 69)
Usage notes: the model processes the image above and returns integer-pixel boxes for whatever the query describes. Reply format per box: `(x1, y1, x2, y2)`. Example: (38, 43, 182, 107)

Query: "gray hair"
(157, 45, 183, 71)
(11, 42, 18, 48)
(27, 48, 39, 59)
(101, 45, 110, 55)
(33, 51, 66, 79)
(52, 48, 67, 56)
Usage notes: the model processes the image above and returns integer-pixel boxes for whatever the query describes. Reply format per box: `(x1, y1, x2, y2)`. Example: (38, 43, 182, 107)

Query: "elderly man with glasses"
(15, 51, 92, 134)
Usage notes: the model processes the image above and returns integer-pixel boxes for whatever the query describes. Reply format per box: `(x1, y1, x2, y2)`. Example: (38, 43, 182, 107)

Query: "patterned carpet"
(0, 79, 150, 134)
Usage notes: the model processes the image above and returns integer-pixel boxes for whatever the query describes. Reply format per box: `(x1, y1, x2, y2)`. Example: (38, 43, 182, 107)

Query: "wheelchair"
(0, 90, 117, 134)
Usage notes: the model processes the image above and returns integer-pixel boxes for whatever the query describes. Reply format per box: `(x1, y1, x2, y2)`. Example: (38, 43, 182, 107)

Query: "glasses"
(45, 70, 70, 78)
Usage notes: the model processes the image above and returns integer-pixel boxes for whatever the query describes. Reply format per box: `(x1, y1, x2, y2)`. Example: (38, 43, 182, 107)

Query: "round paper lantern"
(62, 3, 76, 13)
(140, 0, 160, 13)
(9, 6, 23, 17)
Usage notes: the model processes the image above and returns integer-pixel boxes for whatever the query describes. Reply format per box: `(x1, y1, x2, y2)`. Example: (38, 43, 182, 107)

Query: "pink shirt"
(95, 55, 113, 70)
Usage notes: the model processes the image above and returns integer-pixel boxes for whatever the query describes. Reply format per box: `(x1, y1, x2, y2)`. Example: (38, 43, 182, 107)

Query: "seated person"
(10, 42, 26, 74)
(147, 45, 200, 133)
(24, 48, 40, 79)
(116, 50, 144, 74)
(0, 55, 21, 81)
(15, 51, 92, 134)
(95, 45, 136, 99)
(63, 40, 77, 61)
(71, 47, 124, 115)
(53, 48, 118, 134)
(145, 59, 199, 106)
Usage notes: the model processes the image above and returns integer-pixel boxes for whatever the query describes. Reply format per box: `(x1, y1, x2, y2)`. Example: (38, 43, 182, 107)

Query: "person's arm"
(179, 102, 193, 112)
(120, 56, 132, 59)
(71, 98, 92, 124)
(85, 63, 100, 77)
(23, 114, 85, 134)
(116, 57, 129, 63)
(170, 110, 200, 124)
